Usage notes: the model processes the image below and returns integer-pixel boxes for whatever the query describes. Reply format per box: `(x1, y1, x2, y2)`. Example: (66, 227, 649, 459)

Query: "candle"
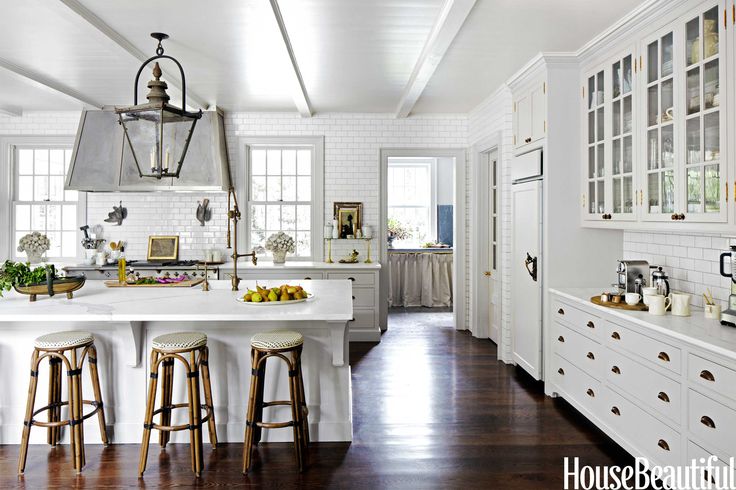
(149, 147, 156, 172)
(164, 146, 171, 171)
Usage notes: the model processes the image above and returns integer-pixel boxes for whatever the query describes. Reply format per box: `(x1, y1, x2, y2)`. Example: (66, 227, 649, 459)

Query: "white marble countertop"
(220, 261, 381, 271)
(551, 288, 736, 360)
(0, 280, 353, 323)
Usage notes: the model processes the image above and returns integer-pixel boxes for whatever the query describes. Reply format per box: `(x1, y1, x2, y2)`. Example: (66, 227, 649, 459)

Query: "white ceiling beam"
(57, 0, 210, 111)
(0, 105, 23, 117)
(268, 0, 313, 117)
(0, 57, 102, 108)
(395, 0, 476, 118)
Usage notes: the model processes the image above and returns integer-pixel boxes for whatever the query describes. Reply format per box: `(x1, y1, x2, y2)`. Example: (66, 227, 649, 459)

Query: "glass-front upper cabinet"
(611, 53, 636, 219)
(584, 67, 606, 219)
(640, 2, 727, 223)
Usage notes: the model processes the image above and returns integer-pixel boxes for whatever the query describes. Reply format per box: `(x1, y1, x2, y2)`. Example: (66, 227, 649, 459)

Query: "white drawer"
(327, 272, 374, 286)
(601, 386, 681, 468)
(688, 354, 736, 401)
(553, 322, 603, 380)
(349, 309, 375, 330)
(688, 389, 736, 457)
(687, 440, 733, 486)
(605, 321, 681, 375)
(552, 299, 600, 341)
(352, 288, 374, 308)
(238, 271, 324, 281)
(605, 350, 681, 423)
(552, 355, 601, 417)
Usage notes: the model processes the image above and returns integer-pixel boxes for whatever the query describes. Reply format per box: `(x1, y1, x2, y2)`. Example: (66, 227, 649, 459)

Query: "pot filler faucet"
(227, 186, 257, 291)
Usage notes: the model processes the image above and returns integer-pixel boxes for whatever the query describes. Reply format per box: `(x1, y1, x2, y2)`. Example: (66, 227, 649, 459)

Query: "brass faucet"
(227, 186, 257, 291)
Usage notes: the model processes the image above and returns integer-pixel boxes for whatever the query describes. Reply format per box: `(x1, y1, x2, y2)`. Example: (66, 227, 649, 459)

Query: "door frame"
(379, 148, 466, 332)
(470, 132, 503, 341)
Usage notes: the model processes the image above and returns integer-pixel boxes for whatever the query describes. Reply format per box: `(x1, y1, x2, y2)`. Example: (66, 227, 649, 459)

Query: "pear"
(287, 287, 297, 295)
(244, 293, 252, 302)
(268, 290, 279, 302)
(251, 292, 263, 303)
(280, 292, 290, 301)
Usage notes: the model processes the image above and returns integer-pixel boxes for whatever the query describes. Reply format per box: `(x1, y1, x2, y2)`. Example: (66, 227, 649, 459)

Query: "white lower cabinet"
(550, 290, 736, 472)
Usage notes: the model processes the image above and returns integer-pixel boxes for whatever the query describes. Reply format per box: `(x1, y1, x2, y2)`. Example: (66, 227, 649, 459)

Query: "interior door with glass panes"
(610, 49, 637, 220)
(583, 67, 606, 220)
(641, 28, 678, 221)
(681, 3, 727, 222)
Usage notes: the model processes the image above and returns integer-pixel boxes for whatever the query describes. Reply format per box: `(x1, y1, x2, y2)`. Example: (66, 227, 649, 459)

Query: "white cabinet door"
(514, 94, 532, 149)
(530, 83, 546, 143)
(583, 67, 607, 221)
(513, 80, 546, 150)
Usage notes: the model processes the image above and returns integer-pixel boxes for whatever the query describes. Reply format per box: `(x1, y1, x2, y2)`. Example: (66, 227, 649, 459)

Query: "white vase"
(26, 252, 44, 264)
(272, 250, 287, 264)
(332, 219, 339, 239)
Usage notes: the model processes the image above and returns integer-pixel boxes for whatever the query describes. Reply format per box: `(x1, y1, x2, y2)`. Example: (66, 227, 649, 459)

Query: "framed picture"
(147, 235, 179, 261)
(333, 202, 362, 239)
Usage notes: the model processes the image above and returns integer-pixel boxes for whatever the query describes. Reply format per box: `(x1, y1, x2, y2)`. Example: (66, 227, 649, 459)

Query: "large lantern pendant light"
(115, 33, 202, 180)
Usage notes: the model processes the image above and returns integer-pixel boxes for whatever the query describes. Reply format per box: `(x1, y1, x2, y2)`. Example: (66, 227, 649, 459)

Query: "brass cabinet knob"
(611, 366, 621, 374)
(484, 271, 492, 276)
(657, 351, 670, 362)
(700, 370, 715, 382)
(701, 415, 716, 429)
(611, 406, 621, 416)
(557, 308, 565, 315)
(558, 368, 565, 375)
(586, 388, 595, 398)
(658, 439, 670, 451)
(558, 336, 565, 343)
(587, 321, 595, 329)
(587, 352, 595, 360)
(611, 331, 621, 340)
(658, 391, 670, 403)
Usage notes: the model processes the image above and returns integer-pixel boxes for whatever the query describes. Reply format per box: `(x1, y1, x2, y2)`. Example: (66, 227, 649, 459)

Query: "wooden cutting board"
(104, 278, 205, 288)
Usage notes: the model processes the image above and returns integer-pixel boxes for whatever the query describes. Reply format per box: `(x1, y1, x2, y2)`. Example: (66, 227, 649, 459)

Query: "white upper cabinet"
(514, 80, 546, 150)
(581, 0, 730, 230)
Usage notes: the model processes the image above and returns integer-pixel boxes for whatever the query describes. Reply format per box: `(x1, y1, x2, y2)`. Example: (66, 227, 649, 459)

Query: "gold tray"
(590, 296, 647, 311)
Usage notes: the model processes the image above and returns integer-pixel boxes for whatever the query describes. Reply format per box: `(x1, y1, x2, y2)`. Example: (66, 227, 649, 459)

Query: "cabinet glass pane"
(687, 167, 702, 212)
(622, 55, 632, 94)
(704, 7, 719, 58)
(704, 60, 719, 109)
(597, 180, 605, 213)
(662, 79, 673, 119)
(588, 111, 595, 144)
(663, 170, 675, 213)
(612, 139, 621, 175)
(686, 17, 700, 66)
(613, 100, 621, 136)
(647, 85, 658, 126)
(661, 125, 674, 167)
(596, 108, 604, 142)
(597, 144, 604, 177)
(623, 176, 633, 213)
(613, 178, 622, 213)
(588, 182, 595, 213)
(596, 71, 604, 105)
(686, 67, 700, 114)
(686, 118, 701, 164)
(588, 146, 595, 178)
(623, 96, 632, 132)
(648, 41, 658, 83)
(705, 164, 720, 212)
(662, 32, 673, 77)
(588, 76, 595, 110)
(648, 129, 658, 169)
(623, 136, 632, 173)
(648, 173, 659, 211)
(613, 61, 621, 99)
(704, 112, 720, 161)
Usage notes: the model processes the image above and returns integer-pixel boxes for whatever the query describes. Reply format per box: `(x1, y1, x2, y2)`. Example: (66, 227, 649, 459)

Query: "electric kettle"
(651, 267, 670, 297)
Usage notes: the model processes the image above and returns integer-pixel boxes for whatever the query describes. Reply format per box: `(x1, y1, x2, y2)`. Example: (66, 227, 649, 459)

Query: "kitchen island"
(0, 280, 353, 445)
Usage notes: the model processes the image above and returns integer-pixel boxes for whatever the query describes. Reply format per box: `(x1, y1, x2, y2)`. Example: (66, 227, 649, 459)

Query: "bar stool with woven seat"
(243, 330, 309, 473)
(18, 330, 108, 475)
(138, 332, 217, 478)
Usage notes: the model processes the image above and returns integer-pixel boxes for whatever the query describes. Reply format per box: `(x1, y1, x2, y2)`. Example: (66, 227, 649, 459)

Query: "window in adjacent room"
(387, 158, 436, 248)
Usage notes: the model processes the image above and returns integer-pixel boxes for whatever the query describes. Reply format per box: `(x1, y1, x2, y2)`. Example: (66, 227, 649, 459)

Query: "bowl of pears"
(238, 284, 312, 305)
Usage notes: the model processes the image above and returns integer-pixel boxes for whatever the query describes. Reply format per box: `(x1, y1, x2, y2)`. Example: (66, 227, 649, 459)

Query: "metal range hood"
(65, 108, 231, 192)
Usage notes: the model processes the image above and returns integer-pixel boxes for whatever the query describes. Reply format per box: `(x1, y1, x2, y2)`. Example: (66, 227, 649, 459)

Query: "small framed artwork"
(334, 202, 362, 239)
(147, 235, 179, 261)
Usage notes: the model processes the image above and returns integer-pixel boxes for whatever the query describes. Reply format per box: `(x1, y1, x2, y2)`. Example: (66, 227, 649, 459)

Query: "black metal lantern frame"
(116, 33, 202, 180)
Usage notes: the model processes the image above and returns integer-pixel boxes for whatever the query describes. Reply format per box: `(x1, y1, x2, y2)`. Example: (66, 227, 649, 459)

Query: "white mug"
(641, 287, 658, 306)
(704, 304, 722, 320)
(95, 252, 107, 267)
(624, 292, 641, 305)
(671, 293, 691, 317)
(648, 294, 671, 316)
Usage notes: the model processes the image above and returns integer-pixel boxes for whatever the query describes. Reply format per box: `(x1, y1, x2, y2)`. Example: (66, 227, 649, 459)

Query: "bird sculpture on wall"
(104, 201, 127, 226)
(196, 198, 212, 226)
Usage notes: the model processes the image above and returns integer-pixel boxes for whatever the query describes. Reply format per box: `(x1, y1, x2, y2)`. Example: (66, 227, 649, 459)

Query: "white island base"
(0, 280, 353, 445)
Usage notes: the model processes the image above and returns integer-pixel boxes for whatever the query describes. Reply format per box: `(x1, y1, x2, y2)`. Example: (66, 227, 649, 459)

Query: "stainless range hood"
(65, 108, 231, 192)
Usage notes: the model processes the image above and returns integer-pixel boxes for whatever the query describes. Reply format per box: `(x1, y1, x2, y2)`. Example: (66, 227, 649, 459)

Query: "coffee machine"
(616, 260, 649, 294)
(718, 246, 736, 327)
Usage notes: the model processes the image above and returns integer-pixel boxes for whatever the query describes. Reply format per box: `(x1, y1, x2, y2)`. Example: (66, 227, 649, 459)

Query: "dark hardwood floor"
(0, 313, 633, 488)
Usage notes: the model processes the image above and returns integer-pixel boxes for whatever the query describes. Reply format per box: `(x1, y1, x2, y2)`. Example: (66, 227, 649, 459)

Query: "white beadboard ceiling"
(0, 0, 644, 116)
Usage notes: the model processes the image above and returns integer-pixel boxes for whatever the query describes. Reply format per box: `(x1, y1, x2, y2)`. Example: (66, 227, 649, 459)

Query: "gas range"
(63, 260, 220, 280)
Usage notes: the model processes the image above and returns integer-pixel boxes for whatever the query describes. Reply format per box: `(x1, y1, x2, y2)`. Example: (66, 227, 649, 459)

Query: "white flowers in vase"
(17, 232, 51, 263)
(265, 231, 295, 264)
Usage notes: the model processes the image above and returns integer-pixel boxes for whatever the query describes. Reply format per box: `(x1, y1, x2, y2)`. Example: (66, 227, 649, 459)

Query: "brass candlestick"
(364, 238, 372, 263)
(227, 186, 257, 291)
(325, 238, 334, 263)
(198, 262, 210, 291)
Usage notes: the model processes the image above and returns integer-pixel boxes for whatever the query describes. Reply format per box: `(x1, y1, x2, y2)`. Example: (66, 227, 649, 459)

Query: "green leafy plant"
(0, 260, 56, 297)
(387, 218, 411, 241)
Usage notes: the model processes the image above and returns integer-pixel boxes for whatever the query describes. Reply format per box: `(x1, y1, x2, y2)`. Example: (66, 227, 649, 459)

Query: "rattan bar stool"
(18, 331, 108, 475)
(243, 330, 309, 474)
(138, 332, 217, 478)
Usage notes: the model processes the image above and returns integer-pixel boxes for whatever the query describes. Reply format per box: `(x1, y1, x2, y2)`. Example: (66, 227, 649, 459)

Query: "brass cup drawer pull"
(657, 392, 670, 403)
(658, 439, 670, 451)
(586, 388, 595, 398)
(657, 351, 670, 362)
(611, 406, 620, 416)
(558, 368, 565, 375)
(611, 332, 621, 340)
(558, 336, 565, 343)
(701, 415, 716, 429)
(586, 321, 595, 329)
(611, 366, 621, 375)
(700, 370, 715, 382)
(586, 352, 595, 360)
(558, 308, 565, 315)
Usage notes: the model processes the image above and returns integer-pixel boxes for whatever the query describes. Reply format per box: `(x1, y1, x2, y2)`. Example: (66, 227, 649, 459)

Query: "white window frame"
(387, 157, 438, 246)
(0, 136, 85, 263)
(239, 136, 324, 261)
